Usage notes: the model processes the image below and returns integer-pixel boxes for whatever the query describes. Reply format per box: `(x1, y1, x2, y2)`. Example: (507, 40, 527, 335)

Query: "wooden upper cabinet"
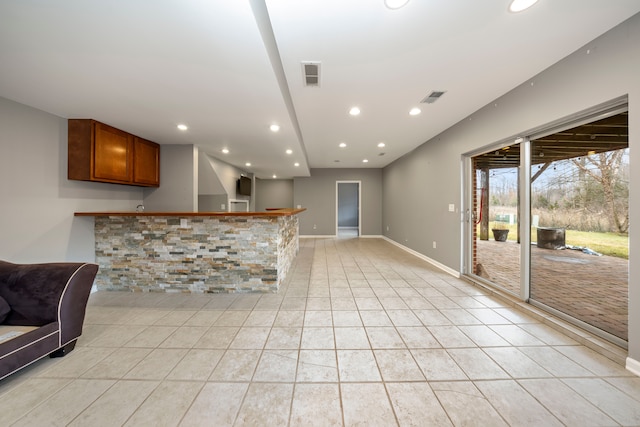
(68, 119, 160, 187)
(133, 137, 160, 186)
(93, 121, 133, 183)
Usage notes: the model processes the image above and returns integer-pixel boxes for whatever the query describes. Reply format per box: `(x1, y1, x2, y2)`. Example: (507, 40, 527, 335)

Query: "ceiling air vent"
(302, 62, 321, 87)
(421, 90, 446, 104)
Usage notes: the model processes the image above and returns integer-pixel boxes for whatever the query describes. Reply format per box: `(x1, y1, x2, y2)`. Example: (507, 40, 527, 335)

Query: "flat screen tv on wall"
(237, 176, 251, 196)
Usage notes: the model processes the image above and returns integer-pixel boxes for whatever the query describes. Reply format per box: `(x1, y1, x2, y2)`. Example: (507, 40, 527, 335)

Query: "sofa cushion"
(0, 325, 39, 345)
(0, 264, 81, 326)
(0, 295, 9, 323)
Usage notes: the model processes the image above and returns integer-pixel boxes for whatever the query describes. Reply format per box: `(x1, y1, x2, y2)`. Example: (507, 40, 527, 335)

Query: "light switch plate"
(448, 204, 455, 212)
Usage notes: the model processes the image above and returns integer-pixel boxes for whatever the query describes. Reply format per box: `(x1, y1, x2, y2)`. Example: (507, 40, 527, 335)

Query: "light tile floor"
(1, 237, 639, 426)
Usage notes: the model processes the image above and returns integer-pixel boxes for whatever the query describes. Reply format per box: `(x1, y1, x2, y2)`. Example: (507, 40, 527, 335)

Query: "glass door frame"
(462, 138, 530, 302)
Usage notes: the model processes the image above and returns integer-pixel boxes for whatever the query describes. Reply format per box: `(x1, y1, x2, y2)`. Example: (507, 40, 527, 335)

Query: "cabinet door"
(93, 122, 133, 183)
(133, 137, 160, 186)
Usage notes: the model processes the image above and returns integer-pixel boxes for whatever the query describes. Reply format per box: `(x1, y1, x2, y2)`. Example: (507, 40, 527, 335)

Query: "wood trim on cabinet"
(68, 119, 93, 181)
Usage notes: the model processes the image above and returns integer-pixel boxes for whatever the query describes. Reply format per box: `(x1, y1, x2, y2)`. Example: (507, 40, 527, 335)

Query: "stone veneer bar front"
(75, 209, 305, 293)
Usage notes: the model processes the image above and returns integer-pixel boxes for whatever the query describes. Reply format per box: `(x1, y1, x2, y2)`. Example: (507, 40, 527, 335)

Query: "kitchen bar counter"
(77, 209, 305, 293)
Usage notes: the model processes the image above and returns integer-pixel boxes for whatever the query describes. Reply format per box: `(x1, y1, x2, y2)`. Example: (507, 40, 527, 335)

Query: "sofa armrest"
(0, 261, 98, 345)
(57, 263, 99, 345)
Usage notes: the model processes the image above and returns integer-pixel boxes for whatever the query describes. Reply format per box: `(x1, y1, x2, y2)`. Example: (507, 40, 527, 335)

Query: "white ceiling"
(1, 1, 639, 179)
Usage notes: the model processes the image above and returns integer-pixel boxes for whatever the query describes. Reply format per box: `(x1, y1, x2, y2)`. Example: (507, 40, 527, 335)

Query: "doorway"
(336, 181, 361, 237)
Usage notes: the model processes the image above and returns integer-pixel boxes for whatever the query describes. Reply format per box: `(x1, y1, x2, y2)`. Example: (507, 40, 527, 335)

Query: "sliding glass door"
(469, 144, 521, 296)
(464, 105, 629, 345)
(529, 112, 629, 343)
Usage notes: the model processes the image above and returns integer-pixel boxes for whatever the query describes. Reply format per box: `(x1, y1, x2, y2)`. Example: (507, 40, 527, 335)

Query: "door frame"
(336, 180, 361, 236)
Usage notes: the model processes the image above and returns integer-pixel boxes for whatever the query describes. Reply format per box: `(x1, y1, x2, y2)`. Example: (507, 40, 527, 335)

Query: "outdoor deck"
(475, 239, 628, 341)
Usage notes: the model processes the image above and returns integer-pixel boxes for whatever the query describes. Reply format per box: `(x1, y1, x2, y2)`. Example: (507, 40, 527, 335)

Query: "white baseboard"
(626, 356, 640, 376)
(382, 236, 460, 278)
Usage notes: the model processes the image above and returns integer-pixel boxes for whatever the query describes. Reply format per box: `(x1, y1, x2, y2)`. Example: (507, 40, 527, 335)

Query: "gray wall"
(198, 194, 228, 212)
(294, 168, 382, 235)
(382, 14, 640, 363)
(198, 152, 226, 196)
(0, 96, 143, 262)
(383, 137, 461, 266)
(201, 154, 253, 211)
(255, 179, 294, 211)
(143, 145, 198, 212)
(338, 182, 359, 227)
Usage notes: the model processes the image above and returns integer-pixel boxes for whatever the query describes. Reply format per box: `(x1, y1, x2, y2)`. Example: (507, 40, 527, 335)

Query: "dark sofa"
(0, 261, 98, 380)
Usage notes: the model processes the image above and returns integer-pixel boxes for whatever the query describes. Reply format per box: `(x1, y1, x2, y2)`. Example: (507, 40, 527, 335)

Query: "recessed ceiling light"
(272, 174, 277, 179)
(509, 0, 538, 13)
(339, 142, 347, 148)
(349, 107, 361, 116)
(362, 159, 369, 163)
(222, 148, 229, 154)
(377, 142, 386, 148)
(270, 124, 280, 132)
(245, 162, 251, 167)
(294, 162, 300, 167)
(384, 0, 410, 10)
(177, 124, 188, 131)
(409, 107, 421, 116)
(286, 149, 293, 155)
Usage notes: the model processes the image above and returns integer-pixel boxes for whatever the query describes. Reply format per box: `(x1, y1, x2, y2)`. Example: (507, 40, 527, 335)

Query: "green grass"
(481, 224, 629, 259)
(564, 229, 628, 259)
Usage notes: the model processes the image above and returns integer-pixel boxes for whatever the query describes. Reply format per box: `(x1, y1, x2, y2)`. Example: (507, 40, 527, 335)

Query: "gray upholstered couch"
(0, 261, 98, 380)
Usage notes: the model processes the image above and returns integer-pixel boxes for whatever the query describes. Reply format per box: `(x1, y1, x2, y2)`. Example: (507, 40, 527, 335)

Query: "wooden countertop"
(74, 208, 306, 217)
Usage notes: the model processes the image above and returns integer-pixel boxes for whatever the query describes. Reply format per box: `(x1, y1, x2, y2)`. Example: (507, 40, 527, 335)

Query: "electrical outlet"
(221, 203, 226, 210)
(386, 225, 389, 231)
(180, 218, 188, 228)
(433, 241, 437, 249)
(313, 224, 317, 229)
(448, 204, 455, 212)
(297, 205, 301, 209)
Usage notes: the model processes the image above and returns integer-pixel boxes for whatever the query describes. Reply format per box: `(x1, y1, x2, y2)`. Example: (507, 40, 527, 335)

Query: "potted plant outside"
(491, 222, 509, 242)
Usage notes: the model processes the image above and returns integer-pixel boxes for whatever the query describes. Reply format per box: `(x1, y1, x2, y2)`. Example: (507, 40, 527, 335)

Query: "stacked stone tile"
(94, 214, 299, 293)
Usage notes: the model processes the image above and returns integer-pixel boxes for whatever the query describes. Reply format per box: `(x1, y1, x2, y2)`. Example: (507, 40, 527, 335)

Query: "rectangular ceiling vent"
(421, 90, 446, 104)
(302, 61, 321, 87)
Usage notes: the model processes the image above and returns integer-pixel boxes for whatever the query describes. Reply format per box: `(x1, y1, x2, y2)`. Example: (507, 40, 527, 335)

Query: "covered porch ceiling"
(473, 111, 628, 170)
